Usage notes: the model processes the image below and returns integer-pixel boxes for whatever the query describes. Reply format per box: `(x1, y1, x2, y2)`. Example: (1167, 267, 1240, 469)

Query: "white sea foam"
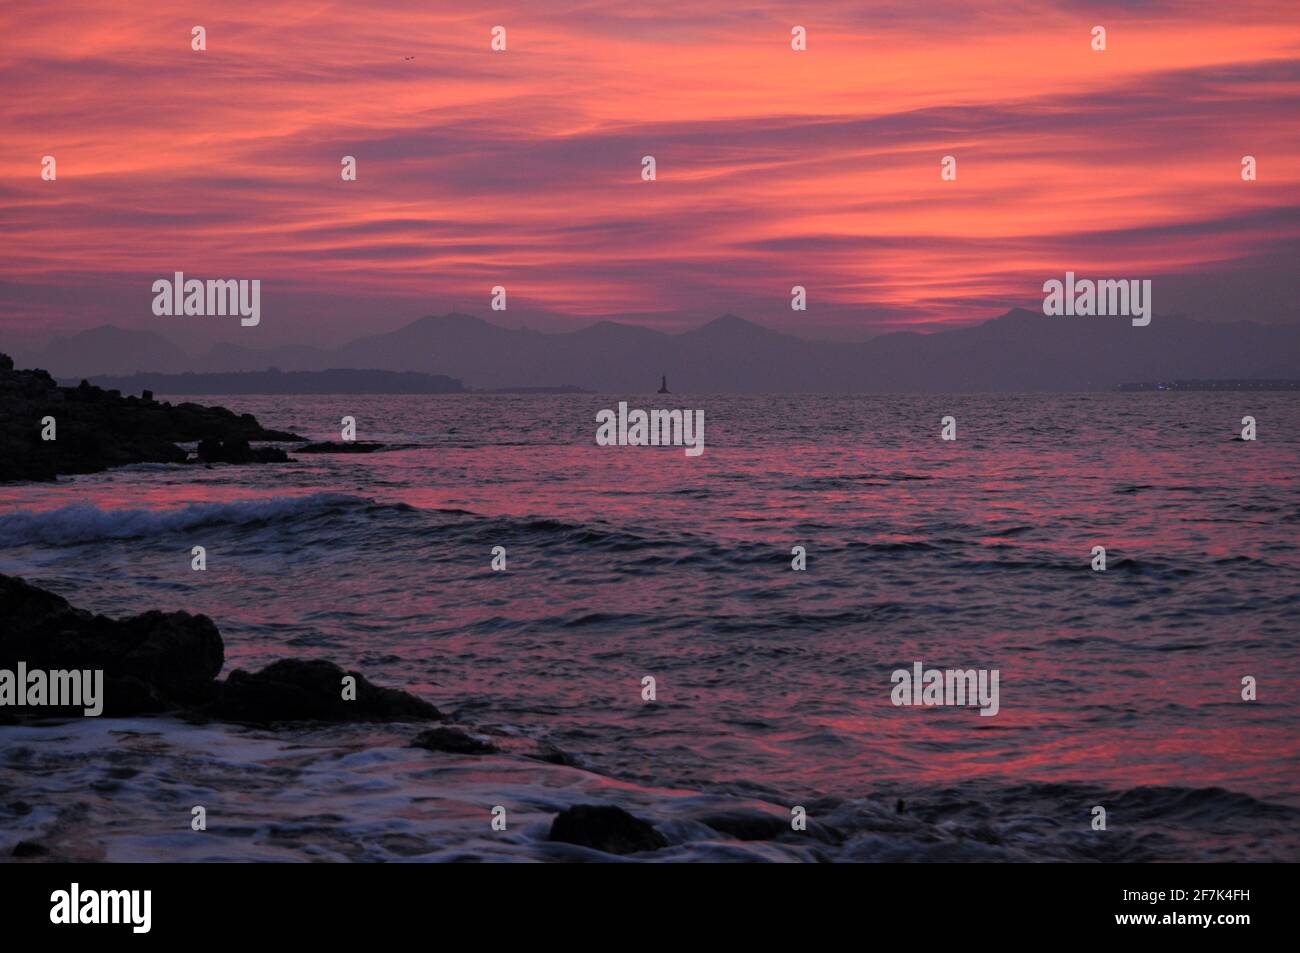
(0, 494, 365, 547)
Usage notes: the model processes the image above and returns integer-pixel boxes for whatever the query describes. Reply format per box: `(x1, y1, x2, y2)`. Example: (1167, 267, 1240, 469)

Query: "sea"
(1, 392, 1297, 861)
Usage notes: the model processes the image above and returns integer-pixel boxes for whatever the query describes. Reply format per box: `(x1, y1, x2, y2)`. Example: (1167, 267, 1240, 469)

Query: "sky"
(2, 0, 1299, 347)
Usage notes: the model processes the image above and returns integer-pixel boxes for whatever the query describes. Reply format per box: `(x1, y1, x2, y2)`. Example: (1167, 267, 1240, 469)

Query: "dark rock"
(0, 573, 223, 716)
(548, 804, 667, 855)
(295, 441, 387, 454)
(533, 742, 580, 767)
(11, 841, 48, 858)
(211, 659, 442, 724)
(412, 726, 497, 755)
(0, 575, 441, 727)
(194, 437, 289, 464)
(699, 808, 843, 845)
(0, 358, 301, 482)
(698, 809, 790, 841)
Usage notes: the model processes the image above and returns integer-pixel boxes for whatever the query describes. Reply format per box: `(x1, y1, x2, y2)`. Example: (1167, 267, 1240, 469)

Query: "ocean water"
(1, 392, 1298, 862)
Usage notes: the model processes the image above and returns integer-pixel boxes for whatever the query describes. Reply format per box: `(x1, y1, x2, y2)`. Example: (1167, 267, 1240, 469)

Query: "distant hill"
(1118, 379, 1300, 391)
(78, 368, 467, 395)
(20, 308, 1300, 392)
(237, 308, 1300, 391)
(30, 325, 193, 377)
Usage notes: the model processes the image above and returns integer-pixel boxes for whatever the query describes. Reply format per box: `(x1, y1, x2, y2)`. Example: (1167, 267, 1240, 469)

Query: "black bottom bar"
(1, 862, 1282, 940)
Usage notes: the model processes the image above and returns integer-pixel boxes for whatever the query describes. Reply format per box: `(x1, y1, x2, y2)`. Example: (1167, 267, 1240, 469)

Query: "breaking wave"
(0, 494, 377, 546)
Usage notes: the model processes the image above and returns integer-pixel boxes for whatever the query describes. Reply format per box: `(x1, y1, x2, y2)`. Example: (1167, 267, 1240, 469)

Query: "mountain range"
(8, 309, 1300, 392)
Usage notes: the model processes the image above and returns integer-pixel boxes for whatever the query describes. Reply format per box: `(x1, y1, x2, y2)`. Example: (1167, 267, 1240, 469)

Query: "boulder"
(211, 658, 442, 724)
(0, 573, 224, 716)
(194, 437, 290, 464)
(698, 809, 790, 841)
(697, 808, 842, 844)
(411, 726, 498, 755)
(548, 804, 668, 855)
(0, 575, 442, 726)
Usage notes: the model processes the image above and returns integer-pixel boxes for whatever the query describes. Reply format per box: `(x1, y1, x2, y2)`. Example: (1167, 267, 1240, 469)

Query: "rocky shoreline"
(0, 353, 301, 482)
(3, 574, 1296, 861)
(0, 573, 685, 857)
(0, 355, 688, 857)
(0, 574, 441, 724)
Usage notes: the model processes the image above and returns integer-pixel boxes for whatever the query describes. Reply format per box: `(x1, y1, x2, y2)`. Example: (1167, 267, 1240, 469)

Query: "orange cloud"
(2, 0, 1298, 340)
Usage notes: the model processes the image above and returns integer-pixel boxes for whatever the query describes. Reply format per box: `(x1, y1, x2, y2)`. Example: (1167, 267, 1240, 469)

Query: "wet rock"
(699, 808, 843, 845)
(0, 354, 300, 482)
(411, 726, 497, 755)
(532, 742, 580, 767)
(211, 659, 442, 724)
(1, 575, 440, 727)
(194, 437, 290, 464)
(0, 573, 224, 716)
(548, 804, 668, 855)
(698, 809, 790, 841)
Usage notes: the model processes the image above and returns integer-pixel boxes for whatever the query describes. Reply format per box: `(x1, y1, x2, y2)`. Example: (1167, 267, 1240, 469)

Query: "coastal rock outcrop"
(195, 437, 290, 464)
(0, 574, 224, 718)
(547, 804, 668, 855)
(0, 574, 441, 726)
(211, 659, 442, 724)
(411, 725, 497, 754)
(0, 355, 300, 481)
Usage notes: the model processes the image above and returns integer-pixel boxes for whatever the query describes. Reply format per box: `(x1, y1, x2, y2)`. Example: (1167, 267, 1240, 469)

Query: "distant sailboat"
(657, 374, 670, 394)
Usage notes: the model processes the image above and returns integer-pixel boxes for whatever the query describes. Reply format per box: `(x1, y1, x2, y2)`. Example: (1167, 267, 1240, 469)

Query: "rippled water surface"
(2, 393, 1297, 861)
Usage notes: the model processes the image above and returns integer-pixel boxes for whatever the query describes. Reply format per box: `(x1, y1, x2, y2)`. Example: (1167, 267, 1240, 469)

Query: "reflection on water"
(1, 393, 1297, 860)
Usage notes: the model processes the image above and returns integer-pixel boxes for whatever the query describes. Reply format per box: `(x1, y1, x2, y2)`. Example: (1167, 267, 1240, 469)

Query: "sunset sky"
(3, 0, 1299, 346)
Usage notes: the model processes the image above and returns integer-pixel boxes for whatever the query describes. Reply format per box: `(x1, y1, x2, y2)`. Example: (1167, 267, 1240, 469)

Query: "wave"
(0, 491, 682, 559)
(5, 714, 1295, 862)
(0, 494, 381, 547)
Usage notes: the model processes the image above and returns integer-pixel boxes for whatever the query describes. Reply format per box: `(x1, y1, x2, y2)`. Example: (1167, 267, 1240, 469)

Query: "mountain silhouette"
(13, 309, 1300, 392)
(28, 325, 192, 377)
